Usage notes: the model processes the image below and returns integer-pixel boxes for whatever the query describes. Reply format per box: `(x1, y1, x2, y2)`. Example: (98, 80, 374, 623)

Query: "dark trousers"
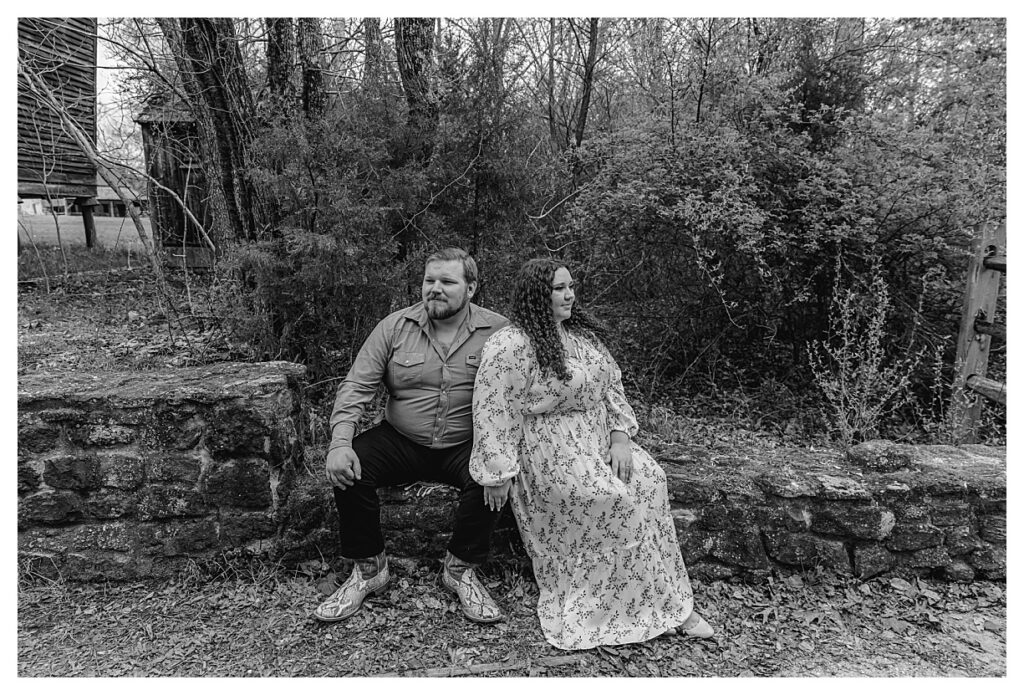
(333, 420, 501, 565)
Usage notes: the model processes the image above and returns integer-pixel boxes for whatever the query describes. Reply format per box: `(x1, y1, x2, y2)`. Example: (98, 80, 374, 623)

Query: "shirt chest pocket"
(457, 352, 480, 384)
(392, 351, 426, 384)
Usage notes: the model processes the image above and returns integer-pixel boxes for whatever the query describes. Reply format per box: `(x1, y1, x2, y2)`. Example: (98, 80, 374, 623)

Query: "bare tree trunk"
(573, 18, 600, 148)
(158, 18, 272, 242)
(487, 18, 507, 101)
(391, 17, 438, 263)
(695, 19, 715, 124)
(363, 17, 384, 87)
(547, 19, 562, 149)
(265, 18, 296, 108)
(394, 17, 438, 164)
(749, 18, 777, 77)
(361, 17, 395, 150)
(297, 18, 326, 118)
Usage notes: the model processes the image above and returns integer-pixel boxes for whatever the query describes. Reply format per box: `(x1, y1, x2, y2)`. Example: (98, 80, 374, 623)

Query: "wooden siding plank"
(17, 17, 98, 199)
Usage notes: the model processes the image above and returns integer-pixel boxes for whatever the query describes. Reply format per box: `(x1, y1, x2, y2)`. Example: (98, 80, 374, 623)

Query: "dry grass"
(18, 264, 236, 377)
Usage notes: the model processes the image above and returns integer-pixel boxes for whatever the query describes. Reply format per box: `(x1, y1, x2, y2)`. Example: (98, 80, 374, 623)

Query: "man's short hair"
(425, 247, 478, 285)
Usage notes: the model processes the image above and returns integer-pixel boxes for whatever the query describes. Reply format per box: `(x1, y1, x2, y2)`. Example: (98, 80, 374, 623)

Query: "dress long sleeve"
(470, 327, 532, 486)
(602, 348, 639, 438)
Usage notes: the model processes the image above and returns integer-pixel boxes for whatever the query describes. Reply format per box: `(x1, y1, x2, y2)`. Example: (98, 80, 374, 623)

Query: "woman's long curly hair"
(510, 258, 610, 380)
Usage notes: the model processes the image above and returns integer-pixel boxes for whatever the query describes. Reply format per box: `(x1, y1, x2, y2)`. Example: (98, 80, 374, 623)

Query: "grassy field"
(18, 213, 151, 251)
(17, 214, 159, 280)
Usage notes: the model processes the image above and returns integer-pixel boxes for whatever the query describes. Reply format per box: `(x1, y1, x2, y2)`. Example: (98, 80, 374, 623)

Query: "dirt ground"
(17, 560, 1006, 678)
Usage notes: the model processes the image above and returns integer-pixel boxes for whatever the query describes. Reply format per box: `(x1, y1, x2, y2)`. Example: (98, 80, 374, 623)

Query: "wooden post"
(76, 196, 98, 248)
(952, 221, 1006, 442)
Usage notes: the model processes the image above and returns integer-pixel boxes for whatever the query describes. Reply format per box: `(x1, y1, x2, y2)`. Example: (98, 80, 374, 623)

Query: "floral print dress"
(470, 325, 694, 650)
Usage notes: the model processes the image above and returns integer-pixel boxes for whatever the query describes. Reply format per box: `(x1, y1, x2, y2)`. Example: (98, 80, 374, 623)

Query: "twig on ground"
(375, 654, 582, 677)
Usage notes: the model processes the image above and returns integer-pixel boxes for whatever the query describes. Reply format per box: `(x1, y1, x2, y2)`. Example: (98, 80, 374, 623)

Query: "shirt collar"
(402, 301, 494, 331)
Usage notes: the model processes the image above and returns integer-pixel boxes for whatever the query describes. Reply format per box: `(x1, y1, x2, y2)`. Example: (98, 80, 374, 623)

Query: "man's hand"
(326, 445, 362, 489)
(483, 479, 513, 512)
(607, 439, 633, 484)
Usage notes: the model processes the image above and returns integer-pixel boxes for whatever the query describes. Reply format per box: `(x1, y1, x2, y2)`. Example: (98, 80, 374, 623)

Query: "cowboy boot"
(313, 551, 391, 622)
(440, 551, 504, 624)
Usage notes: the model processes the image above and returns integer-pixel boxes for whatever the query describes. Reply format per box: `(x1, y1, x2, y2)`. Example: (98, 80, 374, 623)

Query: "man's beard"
(426, 294, 468, 320)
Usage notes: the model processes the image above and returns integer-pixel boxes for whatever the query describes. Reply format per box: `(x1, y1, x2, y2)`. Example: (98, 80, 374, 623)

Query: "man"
(315, 248, 510, 624)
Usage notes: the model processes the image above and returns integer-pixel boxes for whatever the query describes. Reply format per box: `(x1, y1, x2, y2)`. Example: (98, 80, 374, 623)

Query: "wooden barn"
(17, 17, 100, 247)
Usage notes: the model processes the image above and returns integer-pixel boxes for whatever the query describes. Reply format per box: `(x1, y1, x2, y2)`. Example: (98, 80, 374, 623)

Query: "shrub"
(807, 271, 920, 447)
(214, 231, 401, 390)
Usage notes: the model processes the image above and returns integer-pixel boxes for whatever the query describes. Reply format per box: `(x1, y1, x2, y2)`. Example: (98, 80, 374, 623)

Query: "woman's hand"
(483, 479, 513, 512)
(607, 437, 633, 484)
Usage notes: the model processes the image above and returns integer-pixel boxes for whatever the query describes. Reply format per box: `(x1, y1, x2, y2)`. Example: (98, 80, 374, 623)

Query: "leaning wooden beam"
(967, 375, 1006, 406)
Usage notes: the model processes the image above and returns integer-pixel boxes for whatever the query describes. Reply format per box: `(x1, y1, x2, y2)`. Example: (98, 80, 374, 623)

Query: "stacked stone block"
(18, 362, 306, 580)
(662, 440, 1005, 581)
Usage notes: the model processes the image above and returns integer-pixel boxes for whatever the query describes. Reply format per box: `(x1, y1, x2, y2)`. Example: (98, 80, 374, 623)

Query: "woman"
(469, 258, 713, 651)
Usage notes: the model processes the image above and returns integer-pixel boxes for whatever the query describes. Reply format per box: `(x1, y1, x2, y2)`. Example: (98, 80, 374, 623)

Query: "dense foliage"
(101, 17, 1005, 444)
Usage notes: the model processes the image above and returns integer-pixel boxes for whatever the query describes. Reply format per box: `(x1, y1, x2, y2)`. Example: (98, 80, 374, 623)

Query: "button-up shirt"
(329, 301, 509, 449)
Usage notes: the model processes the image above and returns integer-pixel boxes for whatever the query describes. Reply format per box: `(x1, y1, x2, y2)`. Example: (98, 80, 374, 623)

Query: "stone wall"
(18, 361, 1005, 583)
(18, 362, 307, 580)
(323, 439, 1005, 582)
(661, 439, 1005, 581)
